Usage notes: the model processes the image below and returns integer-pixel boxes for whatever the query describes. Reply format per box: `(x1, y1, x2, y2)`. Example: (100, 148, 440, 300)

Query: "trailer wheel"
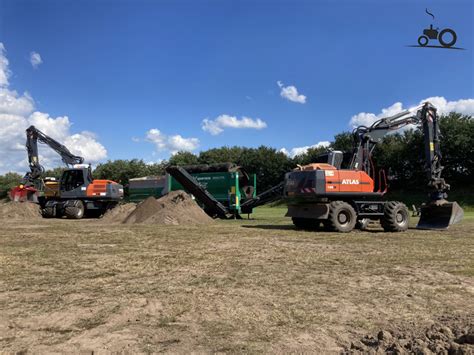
(381, 201, 409, 232)
(64, 200, 85, 219)
(292, 217, 321, 230)
(325, 201, 357, 233)
(42, 206, 56, 218)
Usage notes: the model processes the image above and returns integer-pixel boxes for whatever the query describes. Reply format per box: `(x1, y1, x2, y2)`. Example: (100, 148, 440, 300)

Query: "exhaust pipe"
(416, 199, 464, 230)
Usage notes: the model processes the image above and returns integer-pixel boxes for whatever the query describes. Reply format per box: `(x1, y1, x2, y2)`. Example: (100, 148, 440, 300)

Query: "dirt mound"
(101, 191, 213, 225)
(123, 191, 214, 225)
(0, 201, 41, 220)
(346, 315, 474, 354)
(100, 203, 137, 223)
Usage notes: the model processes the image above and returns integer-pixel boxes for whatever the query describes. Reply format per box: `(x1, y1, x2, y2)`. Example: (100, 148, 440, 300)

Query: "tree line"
(1, 113, 472, 198)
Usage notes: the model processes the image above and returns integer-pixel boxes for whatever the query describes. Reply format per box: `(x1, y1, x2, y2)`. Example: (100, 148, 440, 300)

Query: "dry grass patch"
(0, 207, 473, 353)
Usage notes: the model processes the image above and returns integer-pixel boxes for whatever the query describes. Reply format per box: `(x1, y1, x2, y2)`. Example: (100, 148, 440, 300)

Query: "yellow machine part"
(44, 181, 60, 198)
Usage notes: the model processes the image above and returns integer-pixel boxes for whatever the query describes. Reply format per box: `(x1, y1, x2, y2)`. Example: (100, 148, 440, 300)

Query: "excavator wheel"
(41, 206, 56, 218)
(381, 201, 409, 232)
(324, 201, 357, 233)
(64, 200, 85, 219)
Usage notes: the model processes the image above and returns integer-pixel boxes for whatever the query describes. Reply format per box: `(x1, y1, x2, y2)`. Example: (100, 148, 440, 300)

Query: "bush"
(0, 172, 23, 199)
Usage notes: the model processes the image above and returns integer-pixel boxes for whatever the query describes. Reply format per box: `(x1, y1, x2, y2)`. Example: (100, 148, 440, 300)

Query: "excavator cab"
(61, 168, 89, 192)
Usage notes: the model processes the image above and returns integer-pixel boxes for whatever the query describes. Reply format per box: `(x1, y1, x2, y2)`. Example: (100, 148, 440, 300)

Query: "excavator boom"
(352, 102, 463, 230)
(11, 125, 85, 202)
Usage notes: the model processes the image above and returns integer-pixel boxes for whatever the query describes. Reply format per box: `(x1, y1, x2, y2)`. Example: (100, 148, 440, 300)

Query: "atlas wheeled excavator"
(10, 125, 123, 219)
(284, 102, 464, 232)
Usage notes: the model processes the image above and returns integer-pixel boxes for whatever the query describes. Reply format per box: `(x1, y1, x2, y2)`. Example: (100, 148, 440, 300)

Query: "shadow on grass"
(242, 224, 423, 234)
(242, 224, 296, 231)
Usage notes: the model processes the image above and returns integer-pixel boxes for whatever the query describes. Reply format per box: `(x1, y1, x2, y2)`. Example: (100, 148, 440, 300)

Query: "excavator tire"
(42, 206, 56, 218)
(381, 201, 409, 232)
(324, 201, 357, 233)
(64, 200, 85, 219)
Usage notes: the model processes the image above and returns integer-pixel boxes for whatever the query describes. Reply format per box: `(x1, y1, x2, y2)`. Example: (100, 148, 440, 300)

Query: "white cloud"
(350, 97, 474, 128)
(0, 89, 34, 116)
(422, 96, 474, 116)
(145, 129, 199, 155)
(65, 132, 107, 161)
(202, 114, 267, 135)
(30, 51, 43, 68)
(0, 43, 107, 174)
(280, 141, 330, 158)
(277, 81, 307, 104)
(0, 43, 10, 86)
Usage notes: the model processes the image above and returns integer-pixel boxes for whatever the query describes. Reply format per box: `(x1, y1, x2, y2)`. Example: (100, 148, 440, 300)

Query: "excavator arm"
(351, 102, 463, 229)
(10, 126, 85, 202)
(23, 125, 84, 186)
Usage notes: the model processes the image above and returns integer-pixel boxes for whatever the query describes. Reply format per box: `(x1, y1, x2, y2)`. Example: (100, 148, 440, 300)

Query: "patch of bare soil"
(346, 314, 474, 354)
(123, 191, 213, 225)
(0, 201, 41, 220)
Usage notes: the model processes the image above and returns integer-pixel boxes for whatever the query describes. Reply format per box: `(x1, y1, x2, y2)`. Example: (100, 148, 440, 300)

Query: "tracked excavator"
(284, 102, 464, 232)
(10, 125, 123, 219)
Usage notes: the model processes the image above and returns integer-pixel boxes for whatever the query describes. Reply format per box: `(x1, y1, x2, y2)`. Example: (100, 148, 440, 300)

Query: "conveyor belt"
(165, 166, 230, 219)
(240, 181, 285, 212)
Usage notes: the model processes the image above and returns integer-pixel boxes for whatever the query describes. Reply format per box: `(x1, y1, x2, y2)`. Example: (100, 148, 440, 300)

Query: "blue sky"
(0, 0, 473, 167)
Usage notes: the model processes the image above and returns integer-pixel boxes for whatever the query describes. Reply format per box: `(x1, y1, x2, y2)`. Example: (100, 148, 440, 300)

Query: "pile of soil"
(346, 315, 474, 354)
(100, 203, 137, 223)
(0, 201, 41, 220)
(123, 191, 213, 225)
(101, 191, 214, 225)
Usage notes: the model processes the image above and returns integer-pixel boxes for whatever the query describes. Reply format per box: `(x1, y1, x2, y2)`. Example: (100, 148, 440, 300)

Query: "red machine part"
(10, 185, 39, 203)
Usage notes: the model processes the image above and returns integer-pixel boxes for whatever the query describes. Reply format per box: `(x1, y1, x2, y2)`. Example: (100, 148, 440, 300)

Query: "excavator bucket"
(417, 200, 464, 230)
(9, 186, 39, 203)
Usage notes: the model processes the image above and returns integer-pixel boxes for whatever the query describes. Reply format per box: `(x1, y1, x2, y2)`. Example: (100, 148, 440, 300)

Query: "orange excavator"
(10, 126, 123, 219)
(284, 102, 464, 232)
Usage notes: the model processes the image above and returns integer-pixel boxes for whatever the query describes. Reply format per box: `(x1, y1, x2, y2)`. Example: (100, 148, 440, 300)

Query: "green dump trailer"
(128, 164, 257, 215)
(128, 175, 168, 202)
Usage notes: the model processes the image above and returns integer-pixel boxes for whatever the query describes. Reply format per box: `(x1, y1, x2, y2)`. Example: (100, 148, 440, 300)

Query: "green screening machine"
(128, 163, 258, 217)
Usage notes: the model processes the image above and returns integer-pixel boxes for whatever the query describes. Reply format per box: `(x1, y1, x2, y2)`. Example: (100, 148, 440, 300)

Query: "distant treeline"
(1, 113, 472, 199)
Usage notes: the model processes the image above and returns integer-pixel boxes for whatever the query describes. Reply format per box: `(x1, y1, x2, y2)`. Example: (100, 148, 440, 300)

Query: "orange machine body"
(293, 163, 375, 195)
(324, 170, 374, 193)
(86, 180, 120, 197)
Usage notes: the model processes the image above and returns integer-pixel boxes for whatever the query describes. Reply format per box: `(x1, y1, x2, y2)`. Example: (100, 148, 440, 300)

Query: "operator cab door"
(59, 169, 89, 198)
